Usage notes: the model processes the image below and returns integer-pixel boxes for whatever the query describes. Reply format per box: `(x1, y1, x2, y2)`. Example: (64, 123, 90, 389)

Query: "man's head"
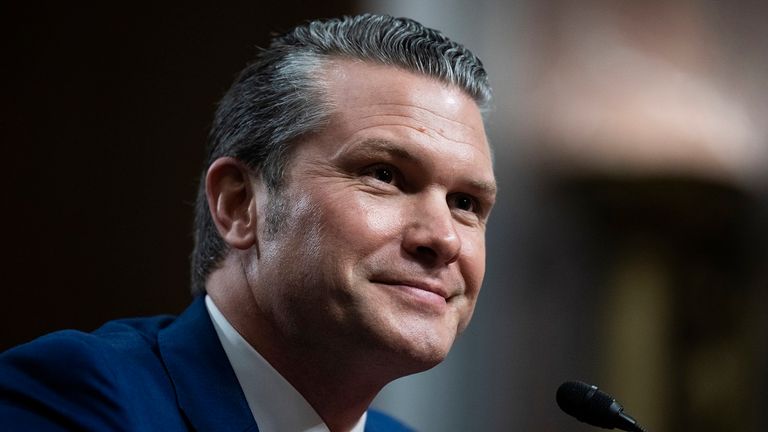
(191, 14, 492, 295)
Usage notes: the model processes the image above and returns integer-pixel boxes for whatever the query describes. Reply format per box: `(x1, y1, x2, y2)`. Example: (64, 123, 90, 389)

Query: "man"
(0, 14, 496, 431)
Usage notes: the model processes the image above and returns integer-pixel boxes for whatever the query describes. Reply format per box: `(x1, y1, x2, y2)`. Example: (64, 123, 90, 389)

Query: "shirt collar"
(205, 295, 367, 432)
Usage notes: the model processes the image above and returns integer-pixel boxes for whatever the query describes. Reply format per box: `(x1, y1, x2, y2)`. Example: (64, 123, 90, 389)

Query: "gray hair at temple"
(191, 13, 492, 294)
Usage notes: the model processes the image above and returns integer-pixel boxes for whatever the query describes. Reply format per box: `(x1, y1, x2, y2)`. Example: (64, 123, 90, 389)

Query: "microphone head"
(556, 381, 623, 429)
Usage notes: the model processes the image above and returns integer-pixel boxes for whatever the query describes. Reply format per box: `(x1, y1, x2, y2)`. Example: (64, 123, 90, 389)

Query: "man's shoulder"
(93, 312, 178, 351)
(0, 312, 185, 431)
(3, 312, 177, 367)
(366, 409, 417, 432)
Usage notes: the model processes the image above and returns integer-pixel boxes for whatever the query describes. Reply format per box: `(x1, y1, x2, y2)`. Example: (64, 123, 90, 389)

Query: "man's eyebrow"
(349, 138, 420, 163)
(468, 178, 498, 197)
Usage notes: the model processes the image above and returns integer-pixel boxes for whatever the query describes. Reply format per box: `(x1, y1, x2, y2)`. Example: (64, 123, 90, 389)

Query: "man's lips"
(371, 278, 452, 301)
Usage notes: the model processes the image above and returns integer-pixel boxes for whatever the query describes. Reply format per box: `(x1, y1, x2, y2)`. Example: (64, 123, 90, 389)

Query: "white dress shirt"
(205, 295, 367, 432)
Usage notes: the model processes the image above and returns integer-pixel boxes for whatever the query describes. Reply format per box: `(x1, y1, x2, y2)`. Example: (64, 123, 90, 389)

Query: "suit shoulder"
(2, 313, 175, 366)
(93, 313, 176, 352)
(2, 328, 125, 377)
(0, 315, 178, 431)
(366, 409, 417, 432)
(0, 330, 131, 430)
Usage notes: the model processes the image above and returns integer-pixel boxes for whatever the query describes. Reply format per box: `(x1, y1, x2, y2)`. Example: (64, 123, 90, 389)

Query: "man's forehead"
(322, 59, 484, 122)
(320, 59, 489, 150)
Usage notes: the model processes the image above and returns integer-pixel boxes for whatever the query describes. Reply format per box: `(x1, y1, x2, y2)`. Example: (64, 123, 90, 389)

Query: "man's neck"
(207, 269, 392, 432)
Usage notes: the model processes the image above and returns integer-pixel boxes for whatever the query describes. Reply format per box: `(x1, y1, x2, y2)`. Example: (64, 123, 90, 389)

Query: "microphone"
(556, 381, 647, 432)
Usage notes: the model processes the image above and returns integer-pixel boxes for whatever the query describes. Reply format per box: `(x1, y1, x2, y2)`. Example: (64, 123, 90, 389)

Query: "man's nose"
(402, 194, 461, 266)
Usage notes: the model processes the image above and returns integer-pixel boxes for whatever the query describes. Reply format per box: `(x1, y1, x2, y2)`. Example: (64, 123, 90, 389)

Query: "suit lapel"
(158, 296, 258, 432)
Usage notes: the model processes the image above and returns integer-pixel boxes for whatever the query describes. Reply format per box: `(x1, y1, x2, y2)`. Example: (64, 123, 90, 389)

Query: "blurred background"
(3, 2, 767, 431)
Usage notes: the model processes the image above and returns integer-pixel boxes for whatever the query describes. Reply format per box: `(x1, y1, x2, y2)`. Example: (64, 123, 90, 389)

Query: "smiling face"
(250, 60, 496, 373)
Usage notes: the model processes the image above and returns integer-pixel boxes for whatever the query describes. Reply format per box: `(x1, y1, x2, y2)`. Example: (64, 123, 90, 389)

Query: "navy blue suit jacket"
(0, 296, 413, 431)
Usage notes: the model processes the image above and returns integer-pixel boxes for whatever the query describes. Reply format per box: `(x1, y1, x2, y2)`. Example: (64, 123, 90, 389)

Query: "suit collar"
(158, 295, 258, 432)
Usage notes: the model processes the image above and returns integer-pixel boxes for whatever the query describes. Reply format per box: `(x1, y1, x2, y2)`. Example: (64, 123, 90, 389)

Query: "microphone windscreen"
(556, 381, 616, 428)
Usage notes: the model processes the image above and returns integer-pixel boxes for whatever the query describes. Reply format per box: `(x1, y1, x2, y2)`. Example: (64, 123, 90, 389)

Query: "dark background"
(3, 3, 767, 431)
(1, 2, 355, 351)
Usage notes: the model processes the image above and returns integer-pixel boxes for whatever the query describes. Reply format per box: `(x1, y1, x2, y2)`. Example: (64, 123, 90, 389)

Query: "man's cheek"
(345, 197, 404, 239)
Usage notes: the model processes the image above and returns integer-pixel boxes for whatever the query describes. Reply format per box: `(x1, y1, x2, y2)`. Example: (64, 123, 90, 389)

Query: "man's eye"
(365, 166, 395, 184)
(450, 194, 477, 213)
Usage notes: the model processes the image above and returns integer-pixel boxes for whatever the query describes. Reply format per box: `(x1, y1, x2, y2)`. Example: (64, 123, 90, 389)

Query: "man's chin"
(376, 325, 456, 375)
(387, 346, 451, 378)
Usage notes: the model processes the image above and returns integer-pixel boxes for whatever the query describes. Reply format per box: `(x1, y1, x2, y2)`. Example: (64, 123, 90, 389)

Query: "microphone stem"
(617, 411, 646, 432)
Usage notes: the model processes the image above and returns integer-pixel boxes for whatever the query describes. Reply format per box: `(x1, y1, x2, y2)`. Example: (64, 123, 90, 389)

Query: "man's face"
(251, 60, 496, 373)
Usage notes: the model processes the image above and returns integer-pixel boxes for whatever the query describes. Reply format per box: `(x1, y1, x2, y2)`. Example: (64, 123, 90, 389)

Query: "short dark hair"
(191, 13, 492, 294)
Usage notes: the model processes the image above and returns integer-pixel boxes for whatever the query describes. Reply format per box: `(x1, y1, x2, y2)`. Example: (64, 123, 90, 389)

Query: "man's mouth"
(370, 277, 452, 311)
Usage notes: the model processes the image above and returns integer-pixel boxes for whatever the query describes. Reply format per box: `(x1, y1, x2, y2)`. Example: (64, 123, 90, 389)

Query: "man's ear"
(205, 157, 259, 250)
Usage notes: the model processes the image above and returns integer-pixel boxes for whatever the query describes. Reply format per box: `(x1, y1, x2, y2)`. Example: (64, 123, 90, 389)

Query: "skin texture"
(205, 60, 496, 431)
